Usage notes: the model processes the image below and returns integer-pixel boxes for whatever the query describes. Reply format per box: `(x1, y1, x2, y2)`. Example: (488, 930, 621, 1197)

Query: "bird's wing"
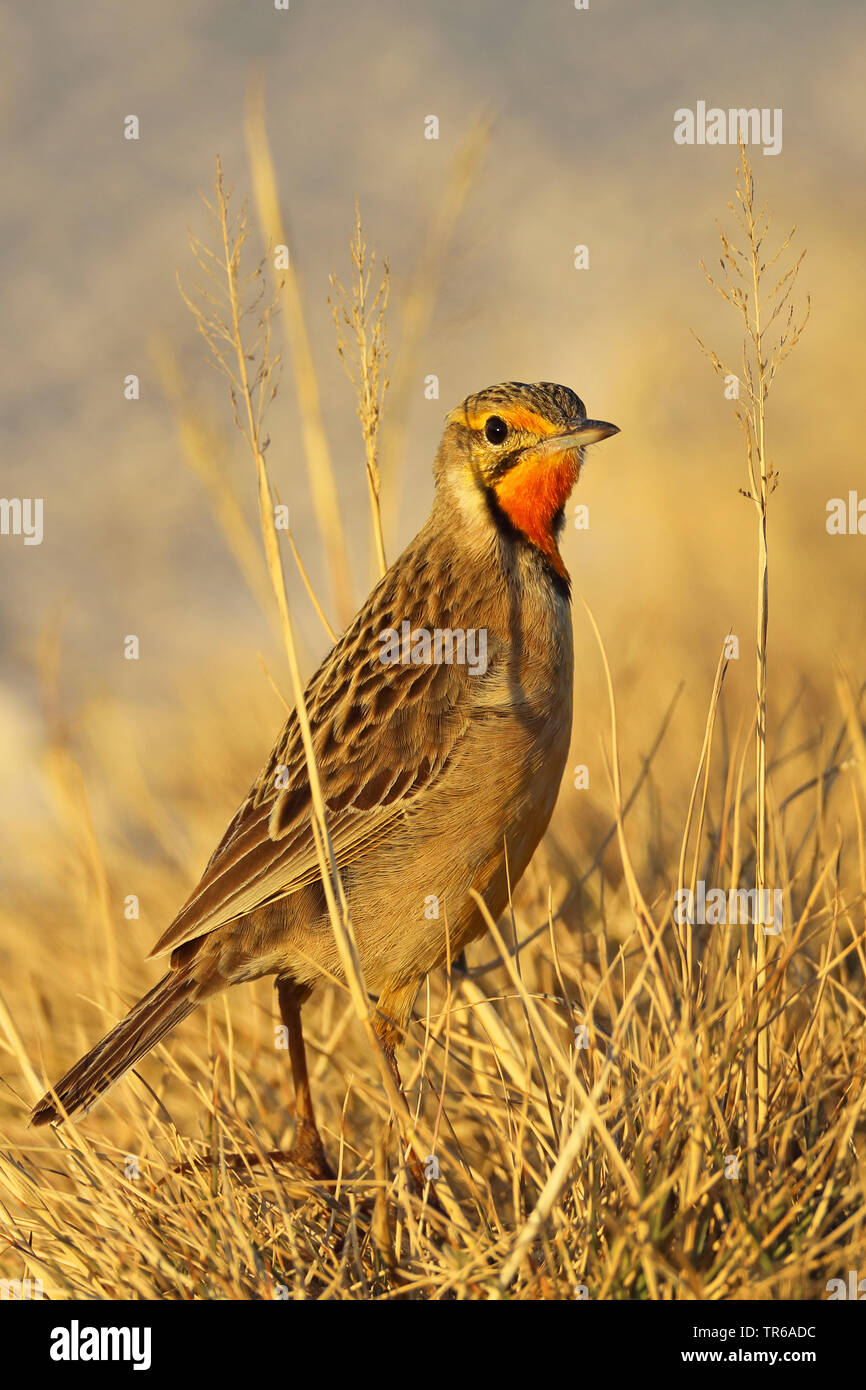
(149, 545, 494, 957)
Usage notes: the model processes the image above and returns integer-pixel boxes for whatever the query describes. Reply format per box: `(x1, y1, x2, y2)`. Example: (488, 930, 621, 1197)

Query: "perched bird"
(32, 381, 618, 1179)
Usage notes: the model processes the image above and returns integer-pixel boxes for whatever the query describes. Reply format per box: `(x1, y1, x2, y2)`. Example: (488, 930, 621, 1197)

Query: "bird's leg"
(277, 978, 335, 1181)
(174, 979, 334, 1182)
(382, 1044, 430, 1194)
(374, 987, 441, 1205)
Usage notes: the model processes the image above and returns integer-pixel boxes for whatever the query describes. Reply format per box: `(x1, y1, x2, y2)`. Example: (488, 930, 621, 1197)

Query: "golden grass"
(329, 206, 390, 580)
(0, 138, 864, 1302)
(695, 140, 811, 1145)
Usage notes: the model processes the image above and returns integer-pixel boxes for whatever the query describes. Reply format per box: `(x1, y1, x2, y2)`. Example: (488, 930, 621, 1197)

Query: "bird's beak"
(536, 418, 620, 456)
(508, 417, 620, 473)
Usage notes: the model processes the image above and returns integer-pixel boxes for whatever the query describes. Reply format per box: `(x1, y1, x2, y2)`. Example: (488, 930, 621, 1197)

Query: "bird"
(31, 381, 618, 1182)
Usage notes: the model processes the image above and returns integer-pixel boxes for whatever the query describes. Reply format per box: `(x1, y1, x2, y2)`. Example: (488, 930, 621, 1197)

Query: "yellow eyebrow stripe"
(455, 406, 563, 437)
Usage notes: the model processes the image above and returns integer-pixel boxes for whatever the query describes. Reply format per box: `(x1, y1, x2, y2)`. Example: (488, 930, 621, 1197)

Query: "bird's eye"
(484, 415, 508, 445)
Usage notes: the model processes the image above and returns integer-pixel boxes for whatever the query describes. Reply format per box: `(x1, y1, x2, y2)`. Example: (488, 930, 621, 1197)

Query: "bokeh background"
(2, 0, 866, 1306)
(1, 0, 864, 1123)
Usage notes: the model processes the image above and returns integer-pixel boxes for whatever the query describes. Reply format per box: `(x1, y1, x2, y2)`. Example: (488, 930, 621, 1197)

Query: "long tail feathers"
(31, 971, 199, 1126)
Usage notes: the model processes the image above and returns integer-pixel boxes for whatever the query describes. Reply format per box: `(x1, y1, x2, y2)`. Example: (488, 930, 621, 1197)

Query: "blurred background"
(1, 0, 864, 999)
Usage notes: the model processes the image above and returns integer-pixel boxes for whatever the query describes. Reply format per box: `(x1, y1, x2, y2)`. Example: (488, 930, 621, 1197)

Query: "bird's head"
(434, 381, 618, 579)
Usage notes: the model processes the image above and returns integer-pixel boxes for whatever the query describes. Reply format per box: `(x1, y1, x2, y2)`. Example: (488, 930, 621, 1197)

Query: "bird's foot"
(172, 1121, 335, 1183)
(404, 1148, 445, 1214)
(283, 1120, 337, 1182)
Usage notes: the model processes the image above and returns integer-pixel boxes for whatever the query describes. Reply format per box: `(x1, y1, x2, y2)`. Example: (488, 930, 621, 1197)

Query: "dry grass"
(329, 207, 390, 580)
(695, 140, 811, 1146)
(0, 139, 864, 1302)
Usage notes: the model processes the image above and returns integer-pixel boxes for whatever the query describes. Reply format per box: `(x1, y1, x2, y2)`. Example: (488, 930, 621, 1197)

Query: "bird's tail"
(31, 971, 200, 1126)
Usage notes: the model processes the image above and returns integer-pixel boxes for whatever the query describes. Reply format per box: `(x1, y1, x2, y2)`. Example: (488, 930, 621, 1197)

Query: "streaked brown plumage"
(32, 381, 618, 1179)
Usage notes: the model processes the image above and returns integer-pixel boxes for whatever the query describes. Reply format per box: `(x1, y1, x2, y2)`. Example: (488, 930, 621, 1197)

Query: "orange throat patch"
(493, 450, 579, 579)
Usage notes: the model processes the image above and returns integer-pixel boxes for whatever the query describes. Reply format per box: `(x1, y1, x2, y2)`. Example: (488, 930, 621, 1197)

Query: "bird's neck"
(491, 453, 579, 580)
